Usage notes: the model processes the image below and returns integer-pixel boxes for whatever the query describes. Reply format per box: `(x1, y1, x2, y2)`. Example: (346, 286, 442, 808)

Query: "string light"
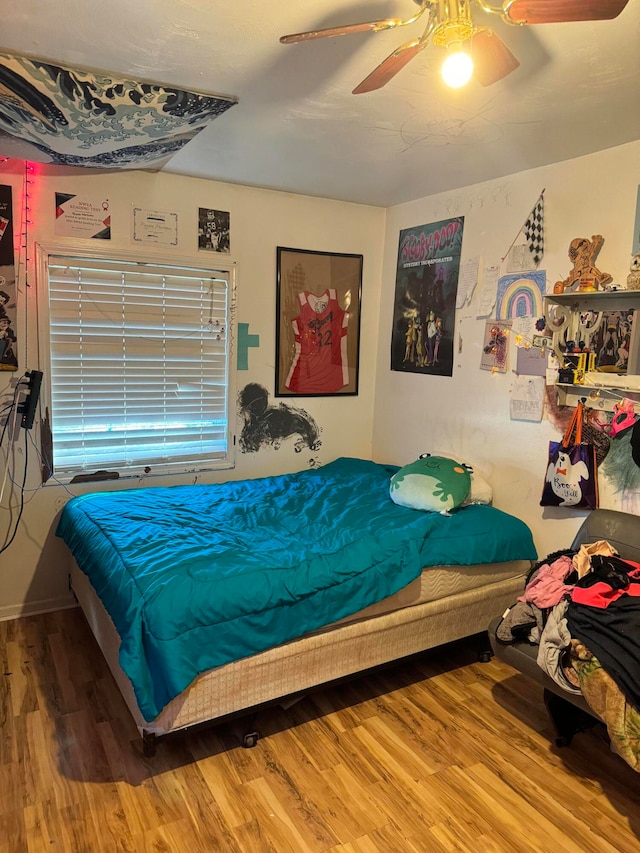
(22, 161, 34, 288)
(18, 160, 36, 369)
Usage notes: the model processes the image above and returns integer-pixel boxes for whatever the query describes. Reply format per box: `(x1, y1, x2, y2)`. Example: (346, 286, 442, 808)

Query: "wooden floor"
(0, 610, 639, 853)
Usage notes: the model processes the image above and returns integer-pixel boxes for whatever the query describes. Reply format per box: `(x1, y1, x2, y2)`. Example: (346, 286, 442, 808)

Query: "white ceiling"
(4, 0, 640, 206)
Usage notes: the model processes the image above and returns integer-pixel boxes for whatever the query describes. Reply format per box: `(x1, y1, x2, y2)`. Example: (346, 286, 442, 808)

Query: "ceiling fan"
(280, 0, 630, 94)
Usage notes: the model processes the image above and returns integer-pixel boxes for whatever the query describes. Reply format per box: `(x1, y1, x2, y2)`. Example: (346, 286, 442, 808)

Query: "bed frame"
(70, 560, 529, 756)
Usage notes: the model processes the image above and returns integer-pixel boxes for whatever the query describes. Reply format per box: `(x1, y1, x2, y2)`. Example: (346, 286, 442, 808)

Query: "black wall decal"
(238, 383, 321, 454)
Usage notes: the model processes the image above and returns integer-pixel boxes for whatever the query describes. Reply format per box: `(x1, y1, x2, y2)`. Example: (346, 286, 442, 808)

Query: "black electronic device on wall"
(18, 369, 43, 430)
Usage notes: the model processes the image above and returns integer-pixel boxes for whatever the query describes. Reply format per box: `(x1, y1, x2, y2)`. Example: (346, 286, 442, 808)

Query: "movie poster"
(390, 217, 465, 377)
(0, 184, 17, 371)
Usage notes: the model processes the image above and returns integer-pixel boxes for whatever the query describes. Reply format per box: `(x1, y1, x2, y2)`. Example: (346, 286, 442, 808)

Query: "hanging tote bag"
(540, 401, 599, 509)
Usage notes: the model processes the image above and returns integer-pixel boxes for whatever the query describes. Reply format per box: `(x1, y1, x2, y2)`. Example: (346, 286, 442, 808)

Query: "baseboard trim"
(0, 596, 78, 623)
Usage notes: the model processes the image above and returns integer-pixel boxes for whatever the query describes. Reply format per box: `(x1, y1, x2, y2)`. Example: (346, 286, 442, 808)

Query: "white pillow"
(461, 470, 493, 506)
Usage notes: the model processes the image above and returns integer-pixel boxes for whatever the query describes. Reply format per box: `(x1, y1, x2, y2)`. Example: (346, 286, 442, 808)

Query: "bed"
(57, 456, 537, 755)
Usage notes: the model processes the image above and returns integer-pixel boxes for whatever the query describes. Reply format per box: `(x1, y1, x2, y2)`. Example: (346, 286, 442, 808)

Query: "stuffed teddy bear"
(627, 254, 640, 291)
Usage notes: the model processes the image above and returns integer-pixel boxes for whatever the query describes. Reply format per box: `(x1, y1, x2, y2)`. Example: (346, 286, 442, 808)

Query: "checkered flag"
(523, 193, 544, 267)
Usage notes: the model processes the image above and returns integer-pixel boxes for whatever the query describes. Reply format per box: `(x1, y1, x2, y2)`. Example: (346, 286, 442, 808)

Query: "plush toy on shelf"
(627, 254, 640, 291)
(553, 235, 613, 294)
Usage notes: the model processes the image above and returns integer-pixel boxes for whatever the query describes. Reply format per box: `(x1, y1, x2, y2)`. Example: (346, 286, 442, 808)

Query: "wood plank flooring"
(0, 608, 638, 852)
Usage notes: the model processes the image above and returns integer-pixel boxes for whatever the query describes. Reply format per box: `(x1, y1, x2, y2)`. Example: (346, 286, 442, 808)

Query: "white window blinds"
(46, 255, 233, 479)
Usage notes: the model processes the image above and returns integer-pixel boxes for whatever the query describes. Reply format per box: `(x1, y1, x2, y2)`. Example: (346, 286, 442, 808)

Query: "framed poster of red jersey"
(276, 247, 362, 397)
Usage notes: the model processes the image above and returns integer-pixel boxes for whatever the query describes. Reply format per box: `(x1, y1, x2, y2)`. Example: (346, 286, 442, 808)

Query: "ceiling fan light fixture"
(441, 45, 474, 87)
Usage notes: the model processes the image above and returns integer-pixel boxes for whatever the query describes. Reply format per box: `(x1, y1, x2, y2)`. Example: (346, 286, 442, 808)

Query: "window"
(40, 249, 235, 481)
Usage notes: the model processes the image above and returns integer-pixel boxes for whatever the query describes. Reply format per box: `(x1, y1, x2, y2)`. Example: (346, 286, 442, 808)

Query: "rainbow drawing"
(496, 271, 546, 320)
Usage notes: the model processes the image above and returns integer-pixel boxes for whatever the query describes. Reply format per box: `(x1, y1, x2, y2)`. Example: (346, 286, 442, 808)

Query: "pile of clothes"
(496, 540, 640, 770)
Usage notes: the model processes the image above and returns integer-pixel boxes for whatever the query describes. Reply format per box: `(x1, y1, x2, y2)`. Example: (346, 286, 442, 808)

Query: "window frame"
(35, 242, 237, 483)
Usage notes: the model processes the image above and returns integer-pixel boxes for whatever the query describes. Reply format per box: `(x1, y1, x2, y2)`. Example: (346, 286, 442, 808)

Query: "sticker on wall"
(390, 217, 465, 377)
(198, 208, 230, 253)
(55, 193, 111, 239)
(132, 208, 178, 246)
(0, 184, 17, 371)
(0, 52, 237, 169)
(238, 383, 322, 454)
(237, 323, 260, 371)
(496, 271, 546, 320)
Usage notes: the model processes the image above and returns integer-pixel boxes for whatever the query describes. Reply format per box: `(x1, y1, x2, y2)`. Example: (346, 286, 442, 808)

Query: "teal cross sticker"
(237, 323, 260, 370)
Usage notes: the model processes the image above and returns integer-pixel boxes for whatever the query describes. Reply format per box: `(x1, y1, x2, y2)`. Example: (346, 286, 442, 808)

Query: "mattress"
(317, 559, 531, 631)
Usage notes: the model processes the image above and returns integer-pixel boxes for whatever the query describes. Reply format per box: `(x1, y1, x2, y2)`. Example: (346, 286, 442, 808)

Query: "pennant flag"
(523, 192, 544, 267)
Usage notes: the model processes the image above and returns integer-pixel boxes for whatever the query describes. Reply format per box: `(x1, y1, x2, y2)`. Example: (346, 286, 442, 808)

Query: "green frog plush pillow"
(390, 454, 472, 513)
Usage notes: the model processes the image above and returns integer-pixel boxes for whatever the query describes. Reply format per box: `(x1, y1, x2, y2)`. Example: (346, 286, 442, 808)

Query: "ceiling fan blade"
(280, 19, 405, 44)
(352, 39, 427, 94)
(470, 29, 520, 87)
(281, 0, 431, 44)
(505, 0, 630, 24)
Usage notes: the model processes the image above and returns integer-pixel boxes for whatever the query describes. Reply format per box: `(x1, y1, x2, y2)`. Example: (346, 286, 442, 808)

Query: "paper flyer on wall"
(476, 264, 498, 317)
(510, 375, 545, 422)
(55, 192, 111, 239)
(0, 184, 17, 370)
(133, 208, 178, 245)
(390, 216, 465, 377)
(456, 256, 479, 308)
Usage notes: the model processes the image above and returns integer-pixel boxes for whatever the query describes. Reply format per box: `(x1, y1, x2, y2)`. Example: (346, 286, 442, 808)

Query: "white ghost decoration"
(545, 450, 589, 506)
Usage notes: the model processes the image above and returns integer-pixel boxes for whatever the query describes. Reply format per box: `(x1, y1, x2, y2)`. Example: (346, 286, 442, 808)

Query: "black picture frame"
(275, 246, 362, 397)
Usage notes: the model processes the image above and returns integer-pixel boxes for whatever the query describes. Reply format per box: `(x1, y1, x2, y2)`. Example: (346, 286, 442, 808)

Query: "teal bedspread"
(56, 457, 536, 721)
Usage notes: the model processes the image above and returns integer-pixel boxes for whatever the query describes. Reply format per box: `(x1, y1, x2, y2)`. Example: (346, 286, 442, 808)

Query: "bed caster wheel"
(242, 731, 260, 748)
(142, 731, 157, 758)
(478, 650, 493, 663)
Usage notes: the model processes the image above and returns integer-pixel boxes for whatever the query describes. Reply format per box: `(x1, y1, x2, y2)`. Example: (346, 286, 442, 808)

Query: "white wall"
(2, 140, 639, 617)
(372, 140, 640, 559)
(0, 163, 386, 619)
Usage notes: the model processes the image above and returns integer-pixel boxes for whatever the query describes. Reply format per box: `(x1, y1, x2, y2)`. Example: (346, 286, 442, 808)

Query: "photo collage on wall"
(390, 217, 465, 377)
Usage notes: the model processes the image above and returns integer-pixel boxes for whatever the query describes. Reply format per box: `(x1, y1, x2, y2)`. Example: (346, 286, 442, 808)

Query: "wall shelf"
(555, 382, 640, 413)
(546, 289, 640, 312)
(545, 289, 640, 409)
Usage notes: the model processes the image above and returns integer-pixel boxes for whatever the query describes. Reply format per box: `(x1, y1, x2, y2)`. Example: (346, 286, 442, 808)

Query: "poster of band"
(0, 185, 17, 371)
(391, 216, 465, 377)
